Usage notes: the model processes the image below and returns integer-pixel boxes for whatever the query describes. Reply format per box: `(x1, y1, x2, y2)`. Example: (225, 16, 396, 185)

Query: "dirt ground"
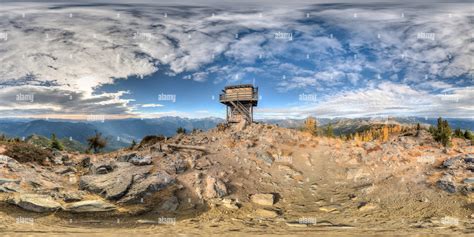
(0, 123, 473, 236)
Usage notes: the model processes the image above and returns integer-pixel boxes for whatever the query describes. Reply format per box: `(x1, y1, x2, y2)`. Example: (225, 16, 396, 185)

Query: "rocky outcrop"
(8, 194, 62, 213)
(119, 171, 175, 204)
(251, 193, 274, 206)
(204, 176, 227, 199)
(65, 200, 116, 213)
(437, 174, 457, 193)
(80, 162, 151, 200)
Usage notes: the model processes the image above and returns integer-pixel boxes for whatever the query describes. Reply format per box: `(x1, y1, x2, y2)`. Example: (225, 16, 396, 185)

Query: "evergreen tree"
(433, 117, 452, 147)
(176, 127, 186, 134)
(50, 133, 64, 151)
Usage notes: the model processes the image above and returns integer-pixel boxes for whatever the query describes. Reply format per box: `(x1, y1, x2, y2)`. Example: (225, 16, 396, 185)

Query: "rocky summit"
(0, 123, 473, 235)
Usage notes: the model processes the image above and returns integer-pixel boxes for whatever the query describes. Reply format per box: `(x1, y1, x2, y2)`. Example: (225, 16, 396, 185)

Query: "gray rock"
(442, 156, 462, 168)
(90, 162, 114, 175)
(160, 196, 179, 211)
(130, 155, 152, 166)
(251, 193, 274, 206)
(174, 159, 187, 174)
(117, 153, 137, 162)
(65, 200, 116, 213)
(55, 167, 77, 175)
(63, 192, 83, 202)
(80, 157, 91, 168)
(0, 155, 22, 172)
(437, 175, 457, 193)
(119, 171, 175, 204)
(464, 178, 474, 184)
(0, 177, 21, 185)
(257, 152, 274, 166)
(0, 183, 19, 193)
(80, 171, 133, 200)
(204, 176, 227, 199)
(9, 194, 62, 213)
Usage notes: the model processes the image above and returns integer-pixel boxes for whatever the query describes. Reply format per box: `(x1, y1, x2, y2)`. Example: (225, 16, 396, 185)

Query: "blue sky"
(0, 1, 472, 119)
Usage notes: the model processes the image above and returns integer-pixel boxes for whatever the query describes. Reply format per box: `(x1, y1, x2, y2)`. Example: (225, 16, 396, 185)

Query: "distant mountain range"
(0, 116, 225, 151)
(0, 116, 472, 151)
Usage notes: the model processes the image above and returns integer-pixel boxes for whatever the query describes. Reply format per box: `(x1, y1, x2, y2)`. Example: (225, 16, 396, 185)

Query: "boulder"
(358, 202, 378, 212)
(80, 171, 133, 200)
(0, 183, 20, 193)
(256, 152, 274, 166)
(204, 176, 227, 199)
(117, 153, 137, 162)
(9, 194, 62, 213)
(160, 196, 179, 211)
(55, 166, 77, 175)
(79, 157, 91, 168)
(90, 162, 114, 174)
(464, 178, 474, 184)
(251, 193, 274, 206)
(0, 155, 22, 172)
(442, 156, 462, 168)
(130, 155, 152, 166)
(62, 192, 83, 202)
(80, 163, 152, 200)
(255, 208, 278, 218)
(119, 171, 175, 204)
(0, 177, 20, 185)
(65, 200, 116, 213)
(437, 174, 457, 193)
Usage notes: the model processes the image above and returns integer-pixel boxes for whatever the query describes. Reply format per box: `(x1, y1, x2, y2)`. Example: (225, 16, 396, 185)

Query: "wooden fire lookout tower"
(219, 84, 258, 124)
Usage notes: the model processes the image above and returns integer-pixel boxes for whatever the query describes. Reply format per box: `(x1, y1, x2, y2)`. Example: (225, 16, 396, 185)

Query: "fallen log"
(167, 144, 208, 152)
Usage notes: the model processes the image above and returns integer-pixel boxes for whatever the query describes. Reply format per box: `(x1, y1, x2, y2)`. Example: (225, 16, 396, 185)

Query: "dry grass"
(4, 142, 52, 164)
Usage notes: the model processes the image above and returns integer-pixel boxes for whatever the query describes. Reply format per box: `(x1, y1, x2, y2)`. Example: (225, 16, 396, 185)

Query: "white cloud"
(141, 103, 164, 108)
(258, 82, 474, 119)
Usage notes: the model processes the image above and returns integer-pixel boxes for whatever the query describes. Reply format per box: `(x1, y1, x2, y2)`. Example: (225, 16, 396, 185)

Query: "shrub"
(304, 117, 318, 136)
(139, 135, 165, 147)
(5, 142, 52, 164)
(50, 133, 64, 151)
(87, 130, 107, 153)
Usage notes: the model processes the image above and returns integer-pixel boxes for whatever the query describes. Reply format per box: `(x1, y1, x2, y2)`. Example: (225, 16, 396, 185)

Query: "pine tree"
(433, 117, 452, 147)
(50, 133, 64, 151)
(454, 128, 463, 138)
(176, 127, 186, 134)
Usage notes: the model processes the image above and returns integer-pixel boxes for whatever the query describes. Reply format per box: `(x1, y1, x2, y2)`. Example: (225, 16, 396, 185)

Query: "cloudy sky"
(0, 0, 472, 119)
